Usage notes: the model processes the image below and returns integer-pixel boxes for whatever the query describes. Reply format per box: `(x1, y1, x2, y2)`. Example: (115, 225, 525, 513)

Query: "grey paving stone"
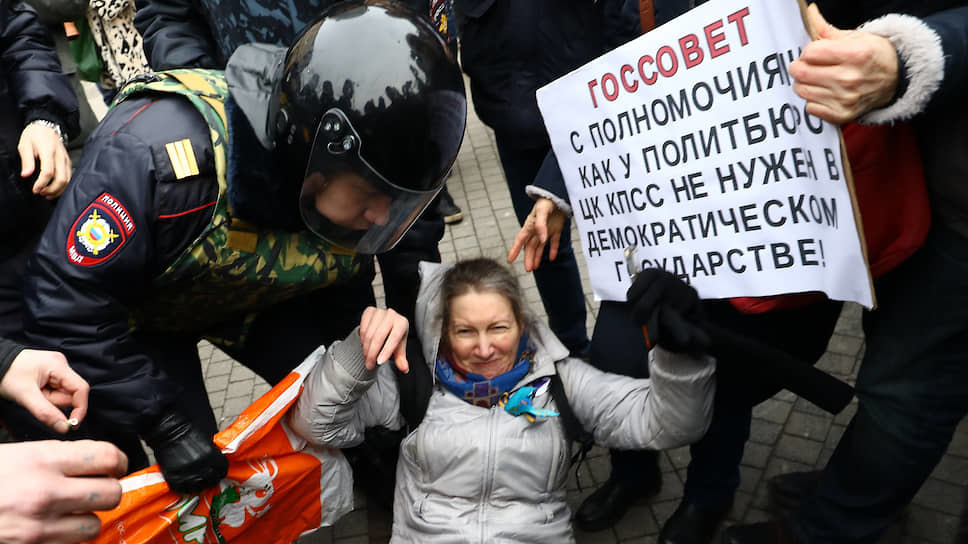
(763, 456, 814, 480)
(666, 446, 691, 470)
(730, 490, 754, 521)
(205, 374, 229, 393)
(219, 395, 251, 422)
(749, 420, 784, 445)
(738, 464, 763, 494)
(817, 446, 836, 468)
(752, 399, 793, 424)
(930, 454, 968, 486)
(225, 378, 255, 399)
(786, 411, 833, 442)
(947, 420, 968, 457)
(742, 508, 772, 523)
(649, 470, 681, 500)
(741, 441, 772, 469)
(824, 423, 847, 449)
(913, 478, 965, 516)
(793, 395, 831, 417)
(206, 359, 233, 377)
(816, 351, 859, 376)
(904, 504, 960, 544)
(825, 333, 865, 357)
(649, 500, 679, 529)
(775, 435, 824, 465)
(613, 503, 658, 539)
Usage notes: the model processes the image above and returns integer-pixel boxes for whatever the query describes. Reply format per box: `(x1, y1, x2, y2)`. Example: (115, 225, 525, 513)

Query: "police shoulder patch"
(66, 192, 137, 266)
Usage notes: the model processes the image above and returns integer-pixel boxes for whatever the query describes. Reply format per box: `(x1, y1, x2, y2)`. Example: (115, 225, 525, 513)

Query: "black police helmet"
(270, 0, 466, 254)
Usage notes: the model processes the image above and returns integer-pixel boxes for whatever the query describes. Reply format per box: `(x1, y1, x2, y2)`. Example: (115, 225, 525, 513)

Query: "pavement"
(75, 82, 966, 544)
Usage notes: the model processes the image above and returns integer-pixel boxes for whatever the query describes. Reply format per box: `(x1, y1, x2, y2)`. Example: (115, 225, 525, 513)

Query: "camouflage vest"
(113, 70, 361, 343)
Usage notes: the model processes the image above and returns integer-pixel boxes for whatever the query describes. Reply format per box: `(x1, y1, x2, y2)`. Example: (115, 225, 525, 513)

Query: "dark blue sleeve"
(134, 0, 222, 70)
(922, 6, 968, 114)
(532, 150, 570, 203)
(601, 0, 643, 53)
(23, 99, 182, 434)
(0, 1, 79, 137)
(0, 337, 24, 384)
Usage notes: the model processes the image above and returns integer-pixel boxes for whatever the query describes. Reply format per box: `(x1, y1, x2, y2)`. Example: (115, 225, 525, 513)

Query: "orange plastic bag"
(87, 357, 353, 544)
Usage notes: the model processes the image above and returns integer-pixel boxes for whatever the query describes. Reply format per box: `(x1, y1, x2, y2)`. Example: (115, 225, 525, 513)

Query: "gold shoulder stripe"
(165, 139, 200, 180)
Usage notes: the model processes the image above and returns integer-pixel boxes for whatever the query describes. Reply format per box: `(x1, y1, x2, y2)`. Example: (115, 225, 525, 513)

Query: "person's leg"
(790, 225, 968, 544)
(494, 138, 589, 354)
(661, 298, 841, 544)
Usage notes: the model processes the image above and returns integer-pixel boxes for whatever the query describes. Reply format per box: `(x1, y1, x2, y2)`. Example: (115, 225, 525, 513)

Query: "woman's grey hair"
(438, 258, 535, 355)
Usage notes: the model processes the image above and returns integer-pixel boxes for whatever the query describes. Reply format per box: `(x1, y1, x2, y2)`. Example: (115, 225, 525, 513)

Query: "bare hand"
(18, 123, 72, 199)
(790, 3, 899, 124)
(359, 306, 409, 373)
(0, 440, 126, 544)
(507, 198, 566, 272)
(0, 349, 89, 434)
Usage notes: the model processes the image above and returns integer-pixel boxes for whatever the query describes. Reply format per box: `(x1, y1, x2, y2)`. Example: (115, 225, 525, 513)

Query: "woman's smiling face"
(445, 290, 523, 379)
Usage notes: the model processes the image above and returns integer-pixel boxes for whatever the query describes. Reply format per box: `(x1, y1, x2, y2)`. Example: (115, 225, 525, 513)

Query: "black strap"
(549, 371, 594, 489)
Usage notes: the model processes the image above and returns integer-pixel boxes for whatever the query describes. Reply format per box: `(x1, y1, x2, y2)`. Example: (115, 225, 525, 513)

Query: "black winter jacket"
(0, 1, 78, 237)
(23, 94, 219, 433)
(456, 0, 641, 149)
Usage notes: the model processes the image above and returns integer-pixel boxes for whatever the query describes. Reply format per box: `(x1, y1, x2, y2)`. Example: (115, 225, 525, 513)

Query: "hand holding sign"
(790, 4, 900, 124)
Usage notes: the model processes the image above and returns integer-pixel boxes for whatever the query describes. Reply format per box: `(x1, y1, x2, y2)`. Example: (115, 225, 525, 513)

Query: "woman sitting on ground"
(289, 257, 716, 542)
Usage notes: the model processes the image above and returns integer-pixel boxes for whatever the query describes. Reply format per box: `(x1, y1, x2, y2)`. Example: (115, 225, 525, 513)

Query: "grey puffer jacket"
(290, 261, 716, 543)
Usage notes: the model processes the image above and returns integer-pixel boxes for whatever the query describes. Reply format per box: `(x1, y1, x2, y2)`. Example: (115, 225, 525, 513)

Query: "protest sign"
(536, 0, 874, 307)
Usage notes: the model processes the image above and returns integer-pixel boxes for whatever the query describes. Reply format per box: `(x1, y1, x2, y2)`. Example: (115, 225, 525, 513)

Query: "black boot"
(573, 465, 662, 532)
(659, 500, 733, 544)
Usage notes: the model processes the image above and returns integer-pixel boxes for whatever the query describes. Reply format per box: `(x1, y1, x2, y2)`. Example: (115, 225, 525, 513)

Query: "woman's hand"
(507, 197, 566, 272)
(359, 307, 410, 372)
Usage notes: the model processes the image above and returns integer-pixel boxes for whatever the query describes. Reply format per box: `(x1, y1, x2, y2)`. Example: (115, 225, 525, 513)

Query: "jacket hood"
(225, 43, 286, 150)
(415, 261, 570, 385)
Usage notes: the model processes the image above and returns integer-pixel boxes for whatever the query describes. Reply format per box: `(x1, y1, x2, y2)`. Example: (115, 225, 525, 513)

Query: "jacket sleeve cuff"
(525, 185, 574, 216)
(327, 329, 378, 383)
(649, 346, 716, 380)
(858, 14, 944, 124)
(0, 338, 25, 383)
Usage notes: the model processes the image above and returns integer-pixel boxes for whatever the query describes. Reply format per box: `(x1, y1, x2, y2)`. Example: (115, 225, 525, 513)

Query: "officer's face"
(306, 172, 391, 230)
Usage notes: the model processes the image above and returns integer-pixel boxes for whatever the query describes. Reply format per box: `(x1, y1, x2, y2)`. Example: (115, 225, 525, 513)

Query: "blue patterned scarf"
(436, 333, 535, 407)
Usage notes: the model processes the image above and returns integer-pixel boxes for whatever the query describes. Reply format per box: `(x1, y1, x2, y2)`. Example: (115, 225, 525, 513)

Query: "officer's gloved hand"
(143, 410, 228, 494)
(626, 268, 711, 354)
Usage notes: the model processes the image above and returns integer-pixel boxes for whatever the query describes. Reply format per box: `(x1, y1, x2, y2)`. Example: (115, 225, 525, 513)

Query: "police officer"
(15, 1, 466, 495)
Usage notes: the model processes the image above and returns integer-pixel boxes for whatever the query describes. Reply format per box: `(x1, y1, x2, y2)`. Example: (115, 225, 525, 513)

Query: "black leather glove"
(626, 268, 711, 354)
(143, 410, 228, 494)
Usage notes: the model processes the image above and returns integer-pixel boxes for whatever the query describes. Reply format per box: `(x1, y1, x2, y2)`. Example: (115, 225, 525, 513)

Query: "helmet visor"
(299, 108, 442, 254)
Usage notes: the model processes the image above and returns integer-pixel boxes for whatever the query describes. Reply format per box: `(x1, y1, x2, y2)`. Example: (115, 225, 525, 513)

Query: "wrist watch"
(29, 119, 67, 144)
